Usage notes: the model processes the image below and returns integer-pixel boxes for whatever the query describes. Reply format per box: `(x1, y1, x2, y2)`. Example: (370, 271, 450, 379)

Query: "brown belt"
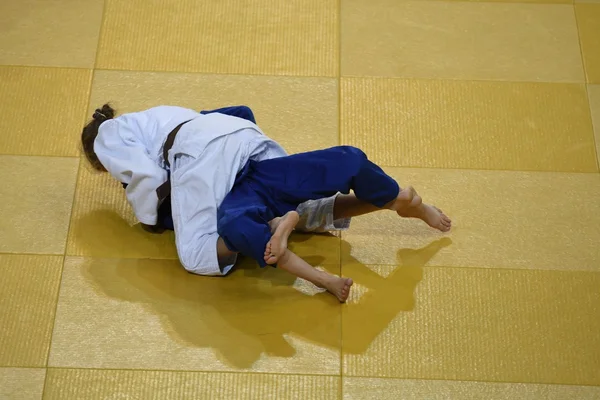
(156, 119, 191, 201)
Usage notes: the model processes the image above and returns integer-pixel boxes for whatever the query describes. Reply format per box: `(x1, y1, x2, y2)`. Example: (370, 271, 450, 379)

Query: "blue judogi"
(217, 146, 400, 268)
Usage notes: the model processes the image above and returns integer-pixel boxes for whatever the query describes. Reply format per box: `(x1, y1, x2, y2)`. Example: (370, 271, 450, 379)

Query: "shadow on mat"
(74, 209, 452, 369)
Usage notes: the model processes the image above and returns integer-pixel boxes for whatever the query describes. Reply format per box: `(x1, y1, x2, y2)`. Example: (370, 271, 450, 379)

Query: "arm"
(94, 120, 167, 226)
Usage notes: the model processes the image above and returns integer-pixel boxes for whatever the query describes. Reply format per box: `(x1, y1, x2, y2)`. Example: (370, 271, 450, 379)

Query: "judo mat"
(0, 0, 599, 398)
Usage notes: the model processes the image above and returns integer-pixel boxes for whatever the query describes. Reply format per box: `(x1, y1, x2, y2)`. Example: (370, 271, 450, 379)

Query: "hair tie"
(93, 110, 107, 120)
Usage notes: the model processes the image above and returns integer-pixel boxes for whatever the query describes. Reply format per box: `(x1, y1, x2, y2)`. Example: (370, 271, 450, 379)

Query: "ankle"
(383, 198, 398, 211)
(278, 248, 292, 265)
(313, 275, 330, 289)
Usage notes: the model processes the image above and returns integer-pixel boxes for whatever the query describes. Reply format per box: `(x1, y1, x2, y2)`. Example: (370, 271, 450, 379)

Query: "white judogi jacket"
(95, 106, 350, 276)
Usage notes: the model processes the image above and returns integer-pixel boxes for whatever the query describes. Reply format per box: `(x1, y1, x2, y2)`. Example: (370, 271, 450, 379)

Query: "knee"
(178, 251, 196, 274)
(338, 146, 368, 165)
(340, 146, 366, 157)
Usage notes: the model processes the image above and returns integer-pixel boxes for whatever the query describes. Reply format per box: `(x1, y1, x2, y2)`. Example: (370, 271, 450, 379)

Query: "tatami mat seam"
(340, 73, 586, 86)
(340, 374, 600, 387)
(44, 366, 341, 378)
(574, 4, 600, 169)
(39, 257, 65, 398)
(36, 367, 600, 388)
(413, 0, 574, 5)
(18, 253, 600, 273)
(337, 2, 344, 400)
(0, 65, 91, 72)
(0, 154, 80, 159)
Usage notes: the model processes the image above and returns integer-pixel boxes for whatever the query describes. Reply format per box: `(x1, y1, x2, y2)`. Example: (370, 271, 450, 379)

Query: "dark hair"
(81, 103, 115, 171)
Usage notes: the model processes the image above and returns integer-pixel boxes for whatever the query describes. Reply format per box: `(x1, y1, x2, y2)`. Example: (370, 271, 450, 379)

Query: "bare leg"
(276, 248, 353, 303)
(334, 189, 452, 232)
(332, 189, 418, 219)
(332, 193, 381, 220)
(217, 237, 238, 271)
(266, 213, 354, 302)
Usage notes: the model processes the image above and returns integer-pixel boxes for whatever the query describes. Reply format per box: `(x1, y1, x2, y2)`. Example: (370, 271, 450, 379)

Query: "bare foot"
(321, 276, 354, 303)
(400, 203, 452, 232)
(264, 211, 300, 265)
(268, 216, 282, 234)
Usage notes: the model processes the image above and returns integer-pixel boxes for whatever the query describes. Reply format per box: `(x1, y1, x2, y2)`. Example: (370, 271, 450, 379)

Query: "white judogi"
(95, 106, 351, 276)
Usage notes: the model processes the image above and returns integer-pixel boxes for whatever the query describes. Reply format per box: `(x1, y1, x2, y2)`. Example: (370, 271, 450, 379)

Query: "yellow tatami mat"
(0, 0, 103, 68)
(576, 4, 600, 83)
(49, 257, 341, 374)
(0, 156, 79, 254)
(343, 265, 600, 384)
(44, 369, 339, 400)
(341, 78, 597, 171)
(1, 0, 600, 399)
(96, 0, 337, 76)
(88, 71, 339, 154)
(343, 379, 600, 400)
(66, 162, 179, 259)
(342, 0, 583, 82)
(0, 255, 63, 367)
(0, 67, 91, 157)
(341, 168, 600, 269)
(590, 85, 600, 163)
(0, 368, 46, 400)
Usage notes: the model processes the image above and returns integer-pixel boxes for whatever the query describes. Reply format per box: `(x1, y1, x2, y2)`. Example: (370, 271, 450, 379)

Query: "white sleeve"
(94, 120, 167, 226)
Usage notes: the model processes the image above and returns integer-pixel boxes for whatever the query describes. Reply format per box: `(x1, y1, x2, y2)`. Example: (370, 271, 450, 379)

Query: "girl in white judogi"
(81, 104, 451, 302)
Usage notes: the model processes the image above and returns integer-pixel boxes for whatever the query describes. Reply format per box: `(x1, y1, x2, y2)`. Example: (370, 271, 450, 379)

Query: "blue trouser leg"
(250, 146, 400, 213)
(148, 105, 257, 231)
(217, 146, 400, 267)
(217, 174, 274, 268)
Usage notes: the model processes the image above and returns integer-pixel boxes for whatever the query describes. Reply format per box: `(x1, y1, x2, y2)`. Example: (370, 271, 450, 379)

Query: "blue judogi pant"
(124, 105, 256, 230)
(217, 146, 400, 268)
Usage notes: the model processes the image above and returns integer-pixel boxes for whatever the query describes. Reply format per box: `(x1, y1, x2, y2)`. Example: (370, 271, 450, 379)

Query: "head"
(81, 103, 116, 171)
